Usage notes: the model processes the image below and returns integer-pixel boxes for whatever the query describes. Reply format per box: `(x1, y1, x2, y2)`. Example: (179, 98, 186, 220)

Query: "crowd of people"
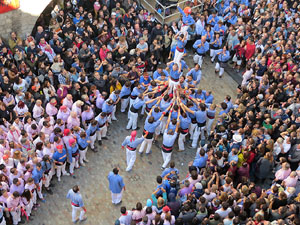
(0, 0, 299, 224)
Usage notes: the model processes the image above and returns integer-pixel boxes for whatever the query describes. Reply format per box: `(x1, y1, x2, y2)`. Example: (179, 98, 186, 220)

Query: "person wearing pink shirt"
(57, 105, 71, 123)
(62, 129, 73, 147)
(67, 111, 80, 130)
(283, 171, 298, 188)
(26, 124, 39, 140)
(7, 191, 24, 225)
(32, 99, 44, 122)
(63, 94, 73, 109)
(275, 162, 291, 182)
(41, 121, 54, 139)
(46, 98, 58, 117)
(7, 125, 21, 146)
(72, 100, 84, 116)
(38, 115, 55, 130)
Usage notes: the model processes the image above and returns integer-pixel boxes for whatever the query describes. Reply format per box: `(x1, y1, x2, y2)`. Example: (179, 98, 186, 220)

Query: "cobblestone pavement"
(24, 55, 237, 225)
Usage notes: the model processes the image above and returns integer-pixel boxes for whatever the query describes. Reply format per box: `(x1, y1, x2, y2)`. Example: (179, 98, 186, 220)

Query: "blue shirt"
(132, 98, 145, 110)
(52, 149, 67, 163)
(213, 24, 227, 36)
(224, 12, 237, 25)
(168, 64, 181, 80)
(193, 40, 209, 54)
(76, 135, 90, 149)
(73, 16, 83, 25)
(102, 100, 114, 113)
(152, 111, 162, 121)
(207, 109, 216, 118)
(216, 50, 230, 62)
(195, 110, 207, 123)
(109, 92, 119, 102)
(176, 37, 187, 50)
(67, 144, 79, 160)
(193, 154, 208, 168)
(161, 167, 179, 178)
(180, 115, 191, 129)
(163, 131, 178, 147)
(131, 87, 143, 97)
(122, 136, 144, 148)
(86, 124, 98, 136)
(210, 37, 222, 48)
(95, 115, 107, 126)
(144, 118, 161, 133)
(120, 85, 131, 98)
(228, 152, 239, 163)
(140, 76, 152, 86)
(207, 15, 219, 26)
(177, 6, 195, 25)
(205, 94, 214, 104)
(187, 68, 202, 83)
(66, 189, 84, 207)
(107, 172, 125, 194)
(153, 69, 169, 80)
(32, 168, 43, 184)
(159, 100, 171, 112)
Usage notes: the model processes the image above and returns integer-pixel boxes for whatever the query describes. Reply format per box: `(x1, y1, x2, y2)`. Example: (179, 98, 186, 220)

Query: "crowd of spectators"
(0, 0, 299, 224)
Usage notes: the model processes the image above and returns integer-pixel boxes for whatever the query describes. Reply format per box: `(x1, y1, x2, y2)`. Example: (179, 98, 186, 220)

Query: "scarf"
(130, 131, 137, 142)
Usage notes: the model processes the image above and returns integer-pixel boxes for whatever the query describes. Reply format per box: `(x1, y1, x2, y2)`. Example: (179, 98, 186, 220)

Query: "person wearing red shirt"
(244, 38, 255, 60)
(99, 44, 110, 61)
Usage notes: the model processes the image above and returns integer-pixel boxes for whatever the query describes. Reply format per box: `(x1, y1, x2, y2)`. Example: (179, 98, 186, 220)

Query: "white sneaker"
(112, 117, 118, 121)
(64, 173, 70, 176)
(81, 163, 86, 167)
(58, 177, 61, 182)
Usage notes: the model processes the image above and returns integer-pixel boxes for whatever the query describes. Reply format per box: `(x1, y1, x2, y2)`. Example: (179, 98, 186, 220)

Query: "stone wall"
(0, 0, 61, 40)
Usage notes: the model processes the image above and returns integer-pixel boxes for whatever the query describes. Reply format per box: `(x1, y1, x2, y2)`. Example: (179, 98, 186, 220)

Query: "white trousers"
(121, 97, 130, 113)
(126, 149, 136, 171)
(232, 54, 242, 65)
(210, 49, 215, 58)
(112, 105, 117, 120)
(97, 126, 107, 140)
(162, 151, 172, 168)
(71, 205, 85, 222)
(168, 79, 179, 94)
(206, 118, 215, 136)
(178, 132, 188, 151)
(44, 170, 53, 188)
(32, 190, 37, 205)
(160, 117, 168, 134)
(139, 138, 153, 154)
(141, 104, 146, 115)
(126, 111, 138, 130)
(215, 62, 225, 77)
(180, 25, 189, 35)
(37, 179, 44, 199)
(56, 162, 68, 178)
(189, 123, 197, 140)
(111, 190, 123, 204)
(90, 134, 96, 149)
(79, 148, 87, 164)
(0, 216, 6, 225)
(128, 98, 135, 119)
(155, 123, 162, 136)
(193, 54, 204, 67)
(174, 49, 184, 65)
(192, 126, 205, 148)
(10, 208, 21, 225)
(24, 200, 33, 217)
(70, 157, 79, 174)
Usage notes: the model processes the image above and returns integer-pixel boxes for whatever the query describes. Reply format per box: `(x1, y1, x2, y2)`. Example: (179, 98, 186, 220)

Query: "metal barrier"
(141, 0, 204, 24)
